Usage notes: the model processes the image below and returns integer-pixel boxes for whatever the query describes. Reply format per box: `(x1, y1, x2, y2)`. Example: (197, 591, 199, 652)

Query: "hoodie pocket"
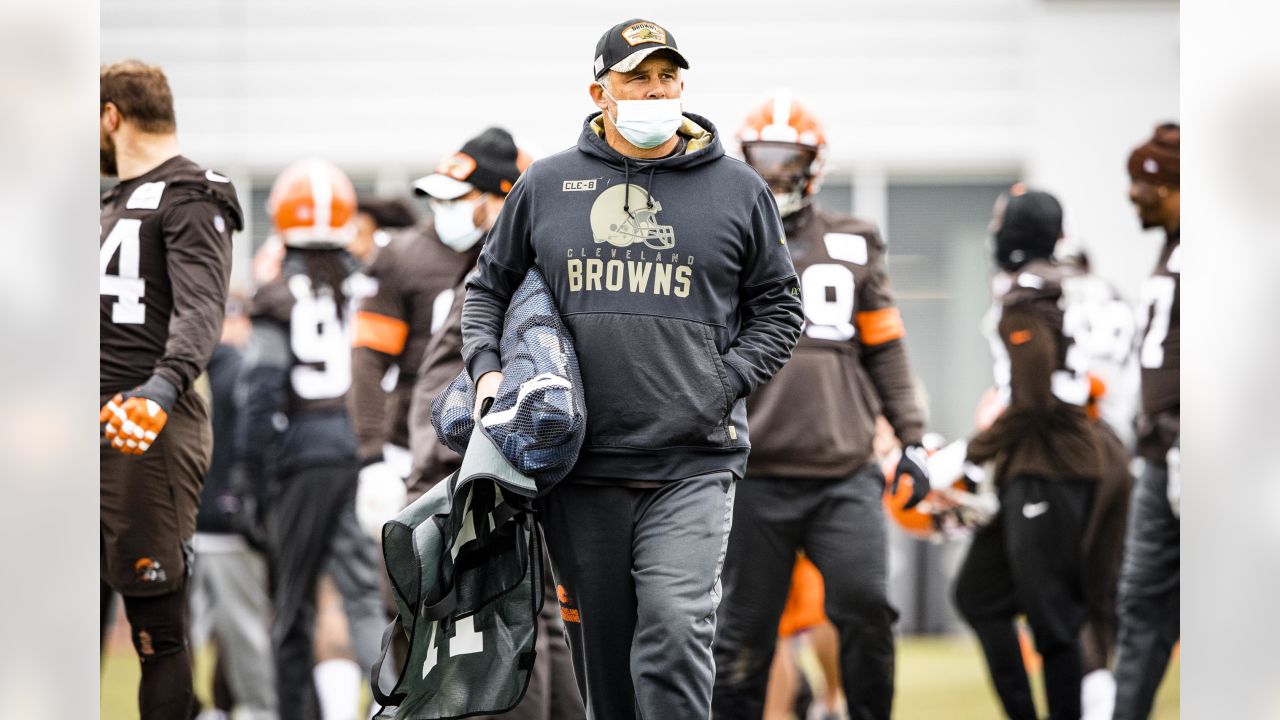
(564, 313, 733, 449)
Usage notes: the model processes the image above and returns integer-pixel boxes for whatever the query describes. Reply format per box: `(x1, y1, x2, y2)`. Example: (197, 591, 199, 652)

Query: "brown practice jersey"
(405, 272, 472, 499)
(100, 156, 243, 395)
(349, 224, 479, 459)
(746, 205, 924, 478)
(968, 260, 1102, 482)
(1135, 230, 1180, 461)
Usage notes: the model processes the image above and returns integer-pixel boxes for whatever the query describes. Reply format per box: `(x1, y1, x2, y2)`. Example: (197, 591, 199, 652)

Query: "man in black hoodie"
(461, 18, 803, 719)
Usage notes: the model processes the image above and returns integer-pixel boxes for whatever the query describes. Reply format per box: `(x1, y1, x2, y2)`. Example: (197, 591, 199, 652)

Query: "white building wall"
(102, 0, 1177, 294)
(1024, 1, 1180, 297)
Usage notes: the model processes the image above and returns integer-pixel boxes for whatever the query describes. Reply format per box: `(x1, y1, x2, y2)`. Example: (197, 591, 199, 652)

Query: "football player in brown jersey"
(953, 187, 1104, 720)
(712, 93, 929, 720)
(99, 59, 243, 719)
(349, 196, 417, 267)
(1112, 123, 1180, 720)
(350, 128, 529, 537)
(235, 159, 385, 720)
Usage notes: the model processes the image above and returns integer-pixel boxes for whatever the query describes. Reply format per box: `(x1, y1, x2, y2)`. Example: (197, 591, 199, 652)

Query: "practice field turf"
(101, 633, 1179, 719)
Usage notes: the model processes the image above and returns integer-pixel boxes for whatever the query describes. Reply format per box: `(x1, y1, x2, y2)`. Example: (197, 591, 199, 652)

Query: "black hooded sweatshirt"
(462, 112, 803, 482)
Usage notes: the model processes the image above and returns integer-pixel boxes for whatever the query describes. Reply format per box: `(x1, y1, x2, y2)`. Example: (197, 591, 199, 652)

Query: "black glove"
(227, 463, 271, 553)
(892, 444, 932, 511)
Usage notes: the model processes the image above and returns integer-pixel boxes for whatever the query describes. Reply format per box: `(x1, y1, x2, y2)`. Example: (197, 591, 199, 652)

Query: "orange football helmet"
(268, 158, 357, 249)
(738, 91, 828, 214)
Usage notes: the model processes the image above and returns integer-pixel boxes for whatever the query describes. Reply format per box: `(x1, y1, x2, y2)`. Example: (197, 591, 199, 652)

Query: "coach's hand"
(474, 371, 504, 421)
(892, 444, 932, 511)
(100, 375, 179, 455)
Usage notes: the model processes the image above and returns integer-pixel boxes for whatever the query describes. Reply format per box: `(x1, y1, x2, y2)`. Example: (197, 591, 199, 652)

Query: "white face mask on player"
(430, 198, 485, 252)
(598, 84, 683, 150)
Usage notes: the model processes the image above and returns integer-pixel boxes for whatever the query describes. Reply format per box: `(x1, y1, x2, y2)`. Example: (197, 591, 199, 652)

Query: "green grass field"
(101, 633, 1178, 719)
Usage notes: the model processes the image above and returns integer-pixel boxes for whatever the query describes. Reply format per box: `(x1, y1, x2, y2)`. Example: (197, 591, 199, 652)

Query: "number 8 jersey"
(100, 156, 243, 396)
(746, 205, 925, 478)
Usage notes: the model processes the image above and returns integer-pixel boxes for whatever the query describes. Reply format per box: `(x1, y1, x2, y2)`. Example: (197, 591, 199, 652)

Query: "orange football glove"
(100, 376, 178, 455)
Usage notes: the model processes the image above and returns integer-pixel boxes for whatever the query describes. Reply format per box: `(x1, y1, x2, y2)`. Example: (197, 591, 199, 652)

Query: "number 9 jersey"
(237, 252, 371, 476)
(745, 205, 925, 478)
(100, 156, 243, 396)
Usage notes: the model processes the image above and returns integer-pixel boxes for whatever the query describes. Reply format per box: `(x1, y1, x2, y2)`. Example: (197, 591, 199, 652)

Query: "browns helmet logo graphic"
(621, 22, 666, 47)
(436, 152, 477, 182)
(589, 184, 675, 250)
(556, 584, 581, 624)
(134, 556, 167, 584)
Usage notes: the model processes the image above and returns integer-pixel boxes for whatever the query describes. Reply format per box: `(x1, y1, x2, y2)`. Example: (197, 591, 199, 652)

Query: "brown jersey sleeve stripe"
(354, 311, 410, 355)
(856, 307, 906, 345)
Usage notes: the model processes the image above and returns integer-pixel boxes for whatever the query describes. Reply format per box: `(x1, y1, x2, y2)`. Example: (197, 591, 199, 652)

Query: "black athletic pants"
(1112, 462, 1179, 720)
(268, 461, 385, 720)
(954, 475, 1094, 720)
(712, 465, 898, 720)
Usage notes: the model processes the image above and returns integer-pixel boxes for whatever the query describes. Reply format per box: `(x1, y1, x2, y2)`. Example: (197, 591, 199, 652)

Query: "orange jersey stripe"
(856, 307, 906, 345)
(354, 311, 409, 355)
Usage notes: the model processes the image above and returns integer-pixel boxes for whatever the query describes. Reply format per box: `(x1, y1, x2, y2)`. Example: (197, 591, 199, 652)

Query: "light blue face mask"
(599, 84, 683, 149)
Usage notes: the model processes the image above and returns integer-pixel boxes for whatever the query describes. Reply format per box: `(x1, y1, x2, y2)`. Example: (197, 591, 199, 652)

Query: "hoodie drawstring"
(645, 164, 657, 211)
(622, 158, 632, 218)
(621, 158, 659, 219)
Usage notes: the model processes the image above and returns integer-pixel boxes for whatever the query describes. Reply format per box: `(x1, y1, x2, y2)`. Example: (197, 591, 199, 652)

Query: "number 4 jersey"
(745, 205, 924, 478)
(100, 156, 243, 396)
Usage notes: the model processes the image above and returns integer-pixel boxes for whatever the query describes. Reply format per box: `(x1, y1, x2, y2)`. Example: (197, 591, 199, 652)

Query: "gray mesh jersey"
(375, 470, 542, 719)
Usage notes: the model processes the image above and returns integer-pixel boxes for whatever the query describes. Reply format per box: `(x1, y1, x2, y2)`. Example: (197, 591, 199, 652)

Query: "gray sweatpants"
(537, 472, 736, 720)
(1112, 461, 1180, 720)
(190, 533, 278, 720)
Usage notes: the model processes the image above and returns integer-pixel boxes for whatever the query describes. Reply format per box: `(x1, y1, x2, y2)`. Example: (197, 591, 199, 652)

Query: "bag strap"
(370, 614, 409, 709)
(424, 585, 459, 621)
(491, 498, 526, 528)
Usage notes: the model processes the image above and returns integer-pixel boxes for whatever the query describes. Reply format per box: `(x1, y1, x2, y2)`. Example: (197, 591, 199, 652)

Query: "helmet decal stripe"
(308, 160, 333, 231)
(762, 89, 798, 142)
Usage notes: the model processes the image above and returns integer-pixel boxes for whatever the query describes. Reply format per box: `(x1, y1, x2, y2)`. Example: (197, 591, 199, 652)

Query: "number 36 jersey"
(746, 205, 925, 479)
(100, 156, 243, 396)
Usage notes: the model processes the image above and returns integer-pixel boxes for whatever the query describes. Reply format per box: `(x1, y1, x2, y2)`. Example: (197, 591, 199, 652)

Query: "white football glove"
(1166, 441, 1180, 519)
(356, 461, 407, 541)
